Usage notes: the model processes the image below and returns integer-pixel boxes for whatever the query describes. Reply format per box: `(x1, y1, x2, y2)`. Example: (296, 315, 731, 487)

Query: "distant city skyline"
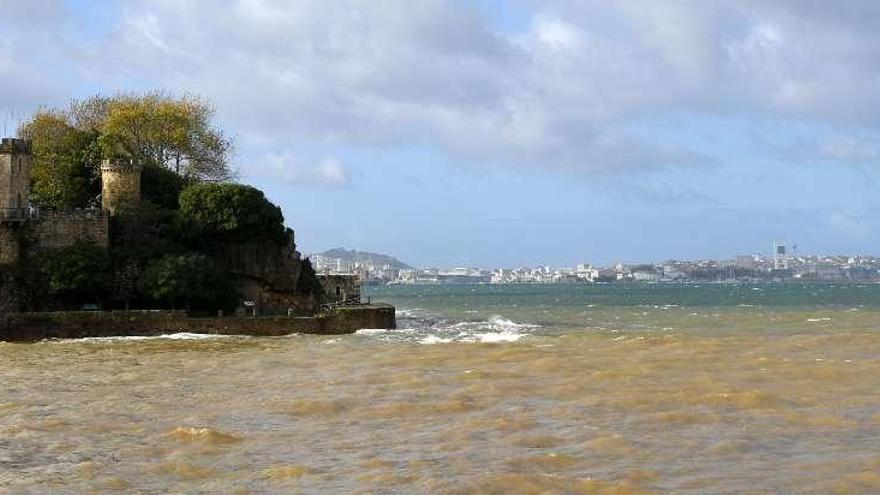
(312, 243, 878, 272)
(314, 245, 880, 285)
(3, 1, 880, 267)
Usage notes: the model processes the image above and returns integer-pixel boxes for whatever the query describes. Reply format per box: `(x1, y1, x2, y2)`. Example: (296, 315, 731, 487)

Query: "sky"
(2, 0, 880, 267)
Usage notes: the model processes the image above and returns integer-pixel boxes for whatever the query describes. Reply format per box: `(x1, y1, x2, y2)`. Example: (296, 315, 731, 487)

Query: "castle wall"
(0, 225, 20, 265)
(32, 210, 109, 250)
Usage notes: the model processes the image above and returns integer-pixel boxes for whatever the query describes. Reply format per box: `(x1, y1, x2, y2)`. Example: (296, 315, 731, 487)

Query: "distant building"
(318, 274, 362, 305)
(662, 264, 686, 280)
(773, 241, 788, 270)
(631, 266, 660, 282)
(734, 255, 756, 269)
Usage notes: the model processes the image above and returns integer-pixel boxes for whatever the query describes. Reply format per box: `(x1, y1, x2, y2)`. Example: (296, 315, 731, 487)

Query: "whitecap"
(486, 315, 540, 331)
(51, 333, 235, 343)
(471, 332, 525, 343)
(355, 329, 388, 335)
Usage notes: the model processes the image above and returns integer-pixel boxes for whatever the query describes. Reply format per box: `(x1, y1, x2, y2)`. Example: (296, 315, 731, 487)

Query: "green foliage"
(110, 202, 182, 265)
(178, 183, 287, 244)
(110, 259, 140, 310)
(142, 253, 235, 309)
(298, 258, 324, 299)
(14, 92, 325, 312)
(40, 243, 110, 300)
(96, 92, 233, 181)
(141, 163, 193, 210)
(18, 93, 234, 212)
(19, 112, 101, 209)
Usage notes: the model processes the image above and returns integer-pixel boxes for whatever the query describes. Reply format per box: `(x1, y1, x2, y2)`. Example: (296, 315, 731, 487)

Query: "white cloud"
(313, 158, 349, 186)
(258, 152, 350, 187)
(3, 0, 880, 174)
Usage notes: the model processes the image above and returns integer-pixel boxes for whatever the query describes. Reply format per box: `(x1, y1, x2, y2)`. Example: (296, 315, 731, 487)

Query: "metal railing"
(318, 294, 371, 312)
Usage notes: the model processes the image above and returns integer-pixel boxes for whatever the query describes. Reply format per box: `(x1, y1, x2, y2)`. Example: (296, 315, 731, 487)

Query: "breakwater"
(0, 305, 395, 342)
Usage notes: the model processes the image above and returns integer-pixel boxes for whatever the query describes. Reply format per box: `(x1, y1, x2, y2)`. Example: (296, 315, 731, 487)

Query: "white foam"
(486, 315, 539, 331)
(355, 328, 388, 335)
(806, 317, 832, 322)
(420, 335, 453, 345)
(471, 332, 525, 343)
(53, 333, 235, 343)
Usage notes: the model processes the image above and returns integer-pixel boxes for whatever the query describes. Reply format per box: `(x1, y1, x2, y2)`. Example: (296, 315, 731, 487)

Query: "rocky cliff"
(217, 240, 318, 314)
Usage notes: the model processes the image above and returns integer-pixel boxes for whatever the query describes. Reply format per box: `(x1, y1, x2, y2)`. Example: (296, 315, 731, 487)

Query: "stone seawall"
(0, 305, 396, 342)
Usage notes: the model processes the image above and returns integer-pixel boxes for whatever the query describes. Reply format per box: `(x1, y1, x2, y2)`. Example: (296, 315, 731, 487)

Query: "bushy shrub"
(178, 183, 287, 244)
(142, 252, 236, 310)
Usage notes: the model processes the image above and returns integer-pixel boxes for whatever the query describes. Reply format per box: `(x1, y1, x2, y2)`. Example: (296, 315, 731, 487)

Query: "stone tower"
(0, 138, 31, 265)
(101, 158, 143, 215)
(0, 138, 31, 217)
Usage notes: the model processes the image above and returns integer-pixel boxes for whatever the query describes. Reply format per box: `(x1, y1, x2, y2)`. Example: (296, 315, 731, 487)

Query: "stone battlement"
(0, 138, 30, 154)
(33, 208, 105, 221)
(100, 158, 143, 173)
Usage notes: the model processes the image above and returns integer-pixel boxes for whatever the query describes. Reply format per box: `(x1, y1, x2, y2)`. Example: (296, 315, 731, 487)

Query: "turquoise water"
(368, 282, 880, 314)
(366, 282, 880, 341)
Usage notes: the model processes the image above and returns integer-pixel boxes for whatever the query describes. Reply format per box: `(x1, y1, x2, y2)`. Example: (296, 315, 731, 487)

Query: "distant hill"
(314, 248, 413, 270)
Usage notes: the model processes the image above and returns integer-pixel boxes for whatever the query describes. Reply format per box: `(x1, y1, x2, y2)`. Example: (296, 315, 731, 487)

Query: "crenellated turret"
(0, 138, 32, 222)
(101, 158, 143, 215)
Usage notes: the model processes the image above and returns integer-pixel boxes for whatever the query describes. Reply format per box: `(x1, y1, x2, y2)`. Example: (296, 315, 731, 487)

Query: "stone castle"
(0, 137, 356, 314)
(0, 137, 136, 266)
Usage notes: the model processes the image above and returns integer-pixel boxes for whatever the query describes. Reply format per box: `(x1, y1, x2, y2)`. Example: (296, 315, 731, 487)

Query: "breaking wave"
(48, 333, 237, 343)
(363, 312, 539, 344)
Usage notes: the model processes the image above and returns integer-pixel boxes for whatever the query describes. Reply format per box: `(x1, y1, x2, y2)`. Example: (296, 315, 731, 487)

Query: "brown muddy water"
(2, 285, 880, 493)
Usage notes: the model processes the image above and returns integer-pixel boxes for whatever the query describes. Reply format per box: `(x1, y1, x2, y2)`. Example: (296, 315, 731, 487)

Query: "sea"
(1, 283, 879, 493)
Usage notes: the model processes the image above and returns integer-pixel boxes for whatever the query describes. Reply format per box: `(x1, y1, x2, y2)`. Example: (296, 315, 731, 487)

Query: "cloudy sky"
(2, 0, 880, 267)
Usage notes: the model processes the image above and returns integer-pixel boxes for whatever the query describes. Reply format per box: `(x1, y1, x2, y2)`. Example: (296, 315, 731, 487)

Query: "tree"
(18, 93, 234, 208)
(18, 112, 101, 209)
(96, 93, 234, 181)
(298, 258, 324, 299)
(178, 183, 287, 244)
(141, 163, 193, 210)
(110, 202, 182, 265)
(110, 260, 140, 311)
(40, 243, 111, 305)
(142, 253, 234, 310)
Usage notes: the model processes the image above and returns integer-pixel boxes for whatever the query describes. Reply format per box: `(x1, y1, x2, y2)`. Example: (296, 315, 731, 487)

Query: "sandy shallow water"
(1, 311, 879, 493)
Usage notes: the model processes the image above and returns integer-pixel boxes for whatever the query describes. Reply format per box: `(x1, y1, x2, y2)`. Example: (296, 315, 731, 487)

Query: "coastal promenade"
(0, 305, 395, 342)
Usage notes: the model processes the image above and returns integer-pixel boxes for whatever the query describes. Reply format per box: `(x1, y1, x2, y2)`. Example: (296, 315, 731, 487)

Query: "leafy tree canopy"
(109, 201, 183, 265)
(40, 242, 110, 298)
(18, 93, 234, 211)
(18, 112, 101, 209)
(96, 93, 234, 181)
(179, 183, 287, 244)
(142, 252, 234, 309)
(141, 163, 193, 210)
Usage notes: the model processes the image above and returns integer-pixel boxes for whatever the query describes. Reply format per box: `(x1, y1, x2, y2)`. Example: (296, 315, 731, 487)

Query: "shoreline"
(0, 305, 396, 342)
